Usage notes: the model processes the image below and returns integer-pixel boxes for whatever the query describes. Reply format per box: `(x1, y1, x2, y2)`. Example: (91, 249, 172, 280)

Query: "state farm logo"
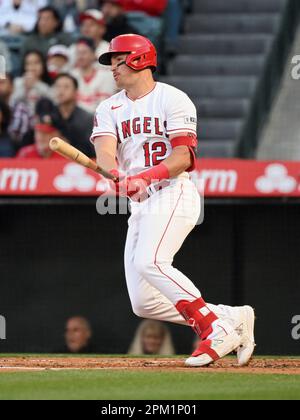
(54, 163, 95, 192)
(192, 169, 237, 193)
(255, 164, 297, 194)
(0, 168, 38, 191)
(53, 163, 111, 193)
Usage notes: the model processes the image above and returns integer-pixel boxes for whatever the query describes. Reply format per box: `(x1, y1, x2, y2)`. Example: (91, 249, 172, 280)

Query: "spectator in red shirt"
(17, 119, 65, 159)
(121, 0, 168, 17)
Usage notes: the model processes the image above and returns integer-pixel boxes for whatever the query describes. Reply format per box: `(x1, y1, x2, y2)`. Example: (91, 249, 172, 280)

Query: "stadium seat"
(185, 14, 281, 34)
(199, 140, 237, 158)
(193, 0, 286, 14)
(199, 119, 243, 141)
(193, 98, 250, 119)
(160, 76, 257, 98)
(160, 0, 286, 158)
(177, 34, 273, 55)
(169, 56, 265, 76)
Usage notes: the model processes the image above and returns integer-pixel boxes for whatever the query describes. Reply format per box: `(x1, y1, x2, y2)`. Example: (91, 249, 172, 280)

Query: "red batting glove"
(110, 163, 170, 202)
(121, 177, 149, 202)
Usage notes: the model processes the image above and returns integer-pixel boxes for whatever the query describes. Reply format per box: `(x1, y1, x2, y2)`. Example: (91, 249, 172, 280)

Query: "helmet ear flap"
(126, 48, 156, 72)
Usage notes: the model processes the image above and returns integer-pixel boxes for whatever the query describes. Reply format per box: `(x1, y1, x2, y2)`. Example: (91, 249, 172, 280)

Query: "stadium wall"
(0, 199, 299, 355)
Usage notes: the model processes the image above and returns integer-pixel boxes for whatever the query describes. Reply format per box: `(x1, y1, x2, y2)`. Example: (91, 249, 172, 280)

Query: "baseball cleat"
(235, 306, 256, 366)
(185, 320, 241, 367)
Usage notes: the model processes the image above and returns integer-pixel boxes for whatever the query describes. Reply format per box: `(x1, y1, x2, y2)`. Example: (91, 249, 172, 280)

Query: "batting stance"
(92, 34, 255, 367)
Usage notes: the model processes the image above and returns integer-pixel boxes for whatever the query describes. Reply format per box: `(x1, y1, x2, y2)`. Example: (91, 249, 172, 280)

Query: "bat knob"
(49, 137, 61, 151)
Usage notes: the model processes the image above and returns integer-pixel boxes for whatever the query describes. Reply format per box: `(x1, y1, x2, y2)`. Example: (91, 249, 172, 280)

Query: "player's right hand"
(110, 170, 149, 202)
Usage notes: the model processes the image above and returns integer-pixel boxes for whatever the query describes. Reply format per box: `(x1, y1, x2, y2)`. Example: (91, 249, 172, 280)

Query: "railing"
(236, 0, 300, 158)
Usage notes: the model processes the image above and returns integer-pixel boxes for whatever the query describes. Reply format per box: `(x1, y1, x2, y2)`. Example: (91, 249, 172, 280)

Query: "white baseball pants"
(124, 174, 240, 328)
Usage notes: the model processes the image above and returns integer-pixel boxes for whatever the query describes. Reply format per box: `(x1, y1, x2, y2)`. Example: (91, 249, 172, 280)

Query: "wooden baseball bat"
(49, 137, 118, 182)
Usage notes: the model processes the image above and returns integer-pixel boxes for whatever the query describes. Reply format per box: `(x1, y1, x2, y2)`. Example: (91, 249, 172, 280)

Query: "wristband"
(129, 163, 170, 186)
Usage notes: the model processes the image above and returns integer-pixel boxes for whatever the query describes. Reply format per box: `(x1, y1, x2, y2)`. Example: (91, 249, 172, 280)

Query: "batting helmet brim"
(99, 51, 130, 66)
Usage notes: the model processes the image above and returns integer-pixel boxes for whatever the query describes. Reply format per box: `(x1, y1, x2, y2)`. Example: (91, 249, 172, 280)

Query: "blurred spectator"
(63, 316, 94, 354)
(0, 74, 14, 106)
(80, 9, 108, 61)
(0, 40, 12, 75)
(0, 0, 47, 35)
(128, 320, 175, 356)
(0, 100, 15, 157)
(11, 50, 51, 117)
(69, 9, 109, 66)
(164, 0, 183, 57)
(192, 335, 201, 353)
(101, 0, 137, 42)
(22, 6, 72, 57)
(50, 73, 95, 156)
(0, 73, 32, 144)
(17, 115, 65, 159)
(50, 0, 99, 32)
(121, 0, 168, 17)
(47, 45, 70, 80)
(71, 37, 116, 113)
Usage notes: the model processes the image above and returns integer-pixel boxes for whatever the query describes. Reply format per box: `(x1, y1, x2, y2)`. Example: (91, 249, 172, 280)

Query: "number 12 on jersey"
(143, 141, 167, 167)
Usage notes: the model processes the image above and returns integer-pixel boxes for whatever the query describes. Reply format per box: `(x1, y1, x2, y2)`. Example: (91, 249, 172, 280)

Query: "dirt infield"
(0, 357, 299, 375)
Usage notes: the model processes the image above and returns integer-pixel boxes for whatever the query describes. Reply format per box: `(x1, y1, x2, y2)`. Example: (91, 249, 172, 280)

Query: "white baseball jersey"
(91, 82, 198, 176)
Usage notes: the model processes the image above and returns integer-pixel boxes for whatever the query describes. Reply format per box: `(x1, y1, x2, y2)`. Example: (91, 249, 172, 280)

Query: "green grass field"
(0, 356, 299, 400)
(1, 370, 300, 400)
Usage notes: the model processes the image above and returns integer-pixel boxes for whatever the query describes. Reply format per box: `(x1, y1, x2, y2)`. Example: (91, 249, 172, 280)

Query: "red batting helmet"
(99, 34, 157, 72)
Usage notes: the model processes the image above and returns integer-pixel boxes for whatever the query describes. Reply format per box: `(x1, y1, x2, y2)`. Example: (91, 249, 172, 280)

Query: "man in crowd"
(47, 44, 70, 80)
(22, 6, 72, 57)
(17, 115, 65, 159)
(52, 73, 95, 156)
(71, 37, 116, 113)
(79, 9, 109, 61)
(101, 0, 137, 42)
(64, 316, 94, 354)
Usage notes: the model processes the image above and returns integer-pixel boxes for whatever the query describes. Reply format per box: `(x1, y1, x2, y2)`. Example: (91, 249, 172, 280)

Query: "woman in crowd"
(128, 320, 175, 356)
(0, 100, 15, 157)
(11, 50, 51, 116)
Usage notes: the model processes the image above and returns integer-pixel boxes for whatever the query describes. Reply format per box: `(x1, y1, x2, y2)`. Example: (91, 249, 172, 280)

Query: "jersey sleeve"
(90, 101, 118, 143)
(165, 90, 197, 136)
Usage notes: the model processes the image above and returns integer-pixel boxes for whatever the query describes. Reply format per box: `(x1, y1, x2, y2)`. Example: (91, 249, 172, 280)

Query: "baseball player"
(92, 34, 255, 367)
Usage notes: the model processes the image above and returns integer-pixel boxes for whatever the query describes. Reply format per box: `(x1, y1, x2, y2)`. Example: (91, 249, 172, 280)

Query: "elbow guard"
(171, 134, 198, 172)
